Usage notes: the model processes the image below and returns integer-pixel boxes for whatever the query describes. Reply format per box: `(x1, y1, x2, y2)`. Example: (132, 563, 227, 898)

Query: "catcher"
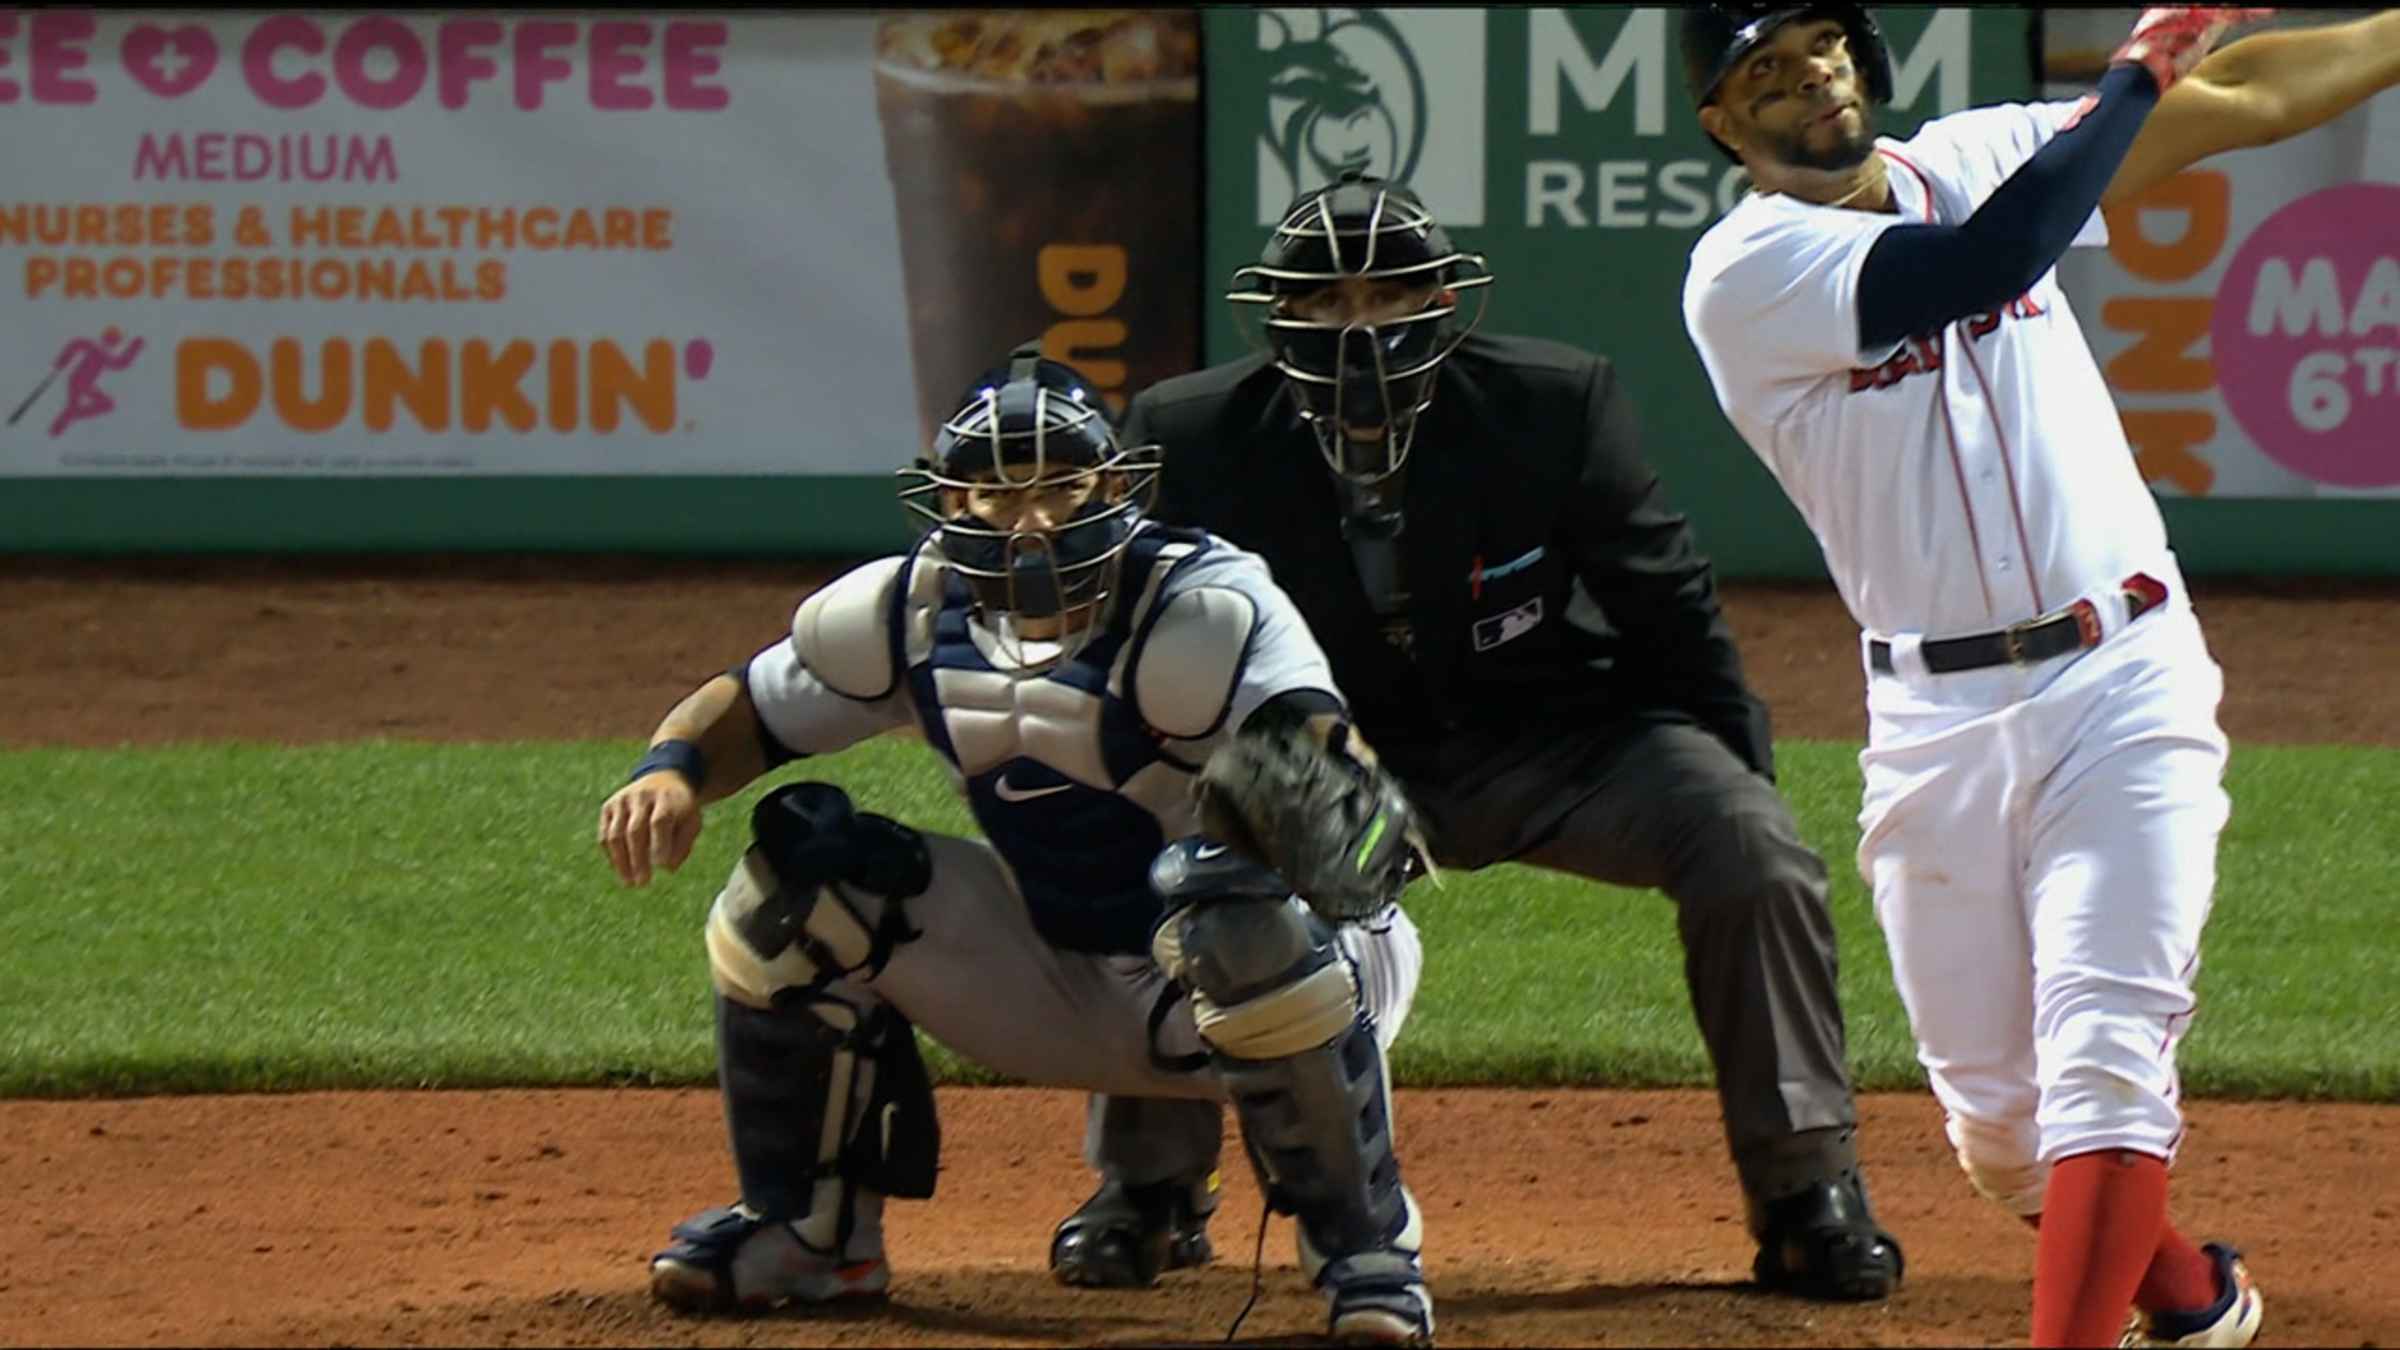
(594, 345, 1437, 1347)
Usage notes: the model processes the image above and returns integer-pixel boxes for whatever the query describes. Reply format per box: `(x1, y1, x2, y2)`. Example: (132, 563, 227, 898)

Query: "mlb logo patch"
(1472, 597, 1543, 652)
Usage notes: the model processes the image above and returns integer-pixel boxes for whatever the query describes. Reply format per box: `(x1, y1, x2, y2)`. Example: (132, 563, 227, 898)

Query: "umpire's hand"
(597, 775, 703, 887)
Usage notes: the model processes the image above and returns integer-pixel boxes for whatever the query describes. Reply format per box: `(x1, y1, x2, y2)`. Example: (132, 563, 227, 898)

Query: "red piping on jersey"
(1957, 333, 2046, 614)
(1932, 366, 1998, 617)
(1879, 145, 1937, 205)
(2159, 951, 2200, 1055)
(1878, 145, 2039, 621)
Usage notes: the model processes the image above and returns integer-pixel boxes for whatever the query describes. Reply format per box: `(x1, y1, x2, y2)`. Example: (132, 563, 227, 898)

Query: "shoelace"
(1221, 1197, 1273, 1343)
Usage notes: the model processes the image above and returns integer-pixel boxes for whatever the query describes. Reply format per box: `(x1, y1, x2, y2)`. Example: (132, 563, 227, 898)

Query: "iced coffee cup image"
(873, 10, 1202, 445)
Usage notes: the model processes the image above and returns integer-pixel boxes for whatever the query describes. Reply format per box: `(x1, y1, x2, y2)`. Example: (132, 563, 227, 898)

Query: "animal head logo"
(1259, 9, 1427, 204)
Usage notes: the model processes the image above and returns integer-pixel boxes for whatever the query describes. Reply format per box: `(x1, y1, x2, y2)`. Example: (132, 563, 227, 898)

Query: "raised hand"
(2114, 7, 2277, 94)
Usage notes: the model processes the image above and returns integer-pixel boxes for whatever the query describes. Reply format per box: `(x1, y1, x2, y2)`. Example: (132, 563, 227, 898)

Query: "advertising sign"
(0, 11, 1201, 478)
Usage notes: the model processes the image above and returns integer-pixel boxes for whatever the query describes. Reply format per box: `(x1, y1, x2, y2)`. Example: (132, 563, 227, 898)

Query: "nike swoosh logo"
(993, 774, 1075, 803)
(1194, 843, 1228, 861)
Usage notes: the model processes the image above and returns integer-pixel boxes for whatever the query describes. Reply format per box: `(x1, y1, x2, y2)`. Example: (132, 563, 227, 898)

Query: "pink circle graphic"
(2211, 183, 2400, 488)
(684, 339, 714, 381)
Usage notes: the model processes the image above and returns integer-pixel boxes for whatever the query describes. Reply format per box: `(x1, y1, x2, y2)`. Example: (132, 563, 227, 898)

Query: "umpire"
(1074, 172, 1903, 1302)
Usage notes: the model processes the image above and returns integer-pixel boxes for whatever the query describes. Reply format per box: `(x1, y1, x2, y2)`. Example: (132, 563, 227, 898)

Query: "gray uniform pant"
(1084, 714, 1859, 1205)
(784, 834, 1421, 1187)
(1405, 713, 1860, 1202)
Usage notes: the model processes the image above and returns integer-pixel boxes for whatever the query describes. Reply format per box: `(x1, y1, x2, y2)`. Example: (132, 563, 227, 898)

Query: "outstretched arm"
(1853, 8, 2258, 352)
(2106, 10, 2400, 207)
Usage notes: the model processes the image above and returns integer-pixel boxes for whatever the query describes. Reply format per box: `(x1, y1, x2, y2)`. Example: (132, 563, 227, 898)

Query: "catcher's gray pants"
(803, 829, 1421, 1113)
(1397, 713, 1860, 1205)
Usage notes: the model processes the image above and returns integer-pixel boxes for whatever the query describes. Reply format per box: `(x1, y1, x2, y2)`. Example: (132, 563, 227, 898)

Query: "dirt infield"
(4, 557, 2397, 1348)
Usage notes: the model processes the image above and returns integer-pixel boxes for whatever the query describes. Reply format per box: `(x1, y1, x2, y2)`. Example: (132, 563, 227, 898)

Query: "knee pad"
(1151, 894, 1361, 1061)
(706, 782, 931, 1011)
(1947, 1112, 2048, 1216)
(1148, 838, 1360, 1060)
(714, 990, 941, 1255)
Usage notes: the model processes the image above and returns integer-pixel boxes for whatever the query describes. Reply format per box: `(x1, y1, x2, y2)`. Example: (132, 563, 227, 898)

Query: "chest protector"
(886, 526, 1234, 954)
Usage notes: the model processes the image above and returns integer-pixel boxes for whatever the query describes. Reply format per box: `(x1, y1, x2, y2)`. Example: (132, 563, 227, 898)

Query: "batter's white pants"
(1855, 598, 2231, 1215)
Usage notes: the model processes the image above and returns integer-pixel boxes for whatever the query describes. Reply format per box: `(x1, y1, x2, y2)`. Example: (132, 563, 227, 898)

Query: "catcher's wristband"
(630, 737, 708, 792)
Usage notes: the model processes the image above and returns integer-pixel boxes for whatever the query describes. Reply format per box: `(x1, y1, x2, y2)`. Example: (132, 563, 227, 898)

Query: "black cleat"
(1049, 1172, 1220, 1288)
(1751, 1177, 1906, 1302)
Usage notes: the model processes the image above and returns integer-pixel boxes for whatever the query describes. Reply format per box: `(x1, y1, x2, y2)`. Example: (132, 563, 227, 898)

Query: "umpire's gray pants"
(1398, 714, 1860, 1204)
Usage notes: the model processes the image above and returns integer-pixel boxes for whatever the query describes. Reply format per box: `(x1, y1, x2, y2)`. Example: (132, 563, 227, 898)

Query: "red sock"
(2030, 1149, 2169, 1347)
(2024, 1207, 2220, 1316)
(2135, 1222, 2220, 1315)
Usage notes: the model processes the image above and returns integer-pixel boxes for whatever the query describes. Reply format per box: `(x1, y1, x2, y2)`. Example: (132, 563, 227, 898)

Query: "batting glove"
(2112, 6, 2276, 95)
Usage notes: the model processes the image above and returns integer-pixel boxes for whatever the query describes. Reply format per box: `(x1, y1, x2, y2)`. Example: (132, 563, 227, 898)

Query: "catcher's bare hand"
(598, 774, 702, 887)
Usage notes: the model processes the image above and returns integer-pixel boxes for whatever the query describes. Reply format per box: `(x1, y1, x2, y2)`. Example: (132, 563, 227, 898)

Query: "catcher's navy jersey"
(743, 524, 1343, 954)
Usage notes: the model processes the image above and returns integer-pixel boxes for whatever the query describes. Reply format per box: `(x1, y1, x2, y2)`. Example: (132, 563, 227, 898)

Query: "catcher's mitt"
(1193, 721, 1428, 922)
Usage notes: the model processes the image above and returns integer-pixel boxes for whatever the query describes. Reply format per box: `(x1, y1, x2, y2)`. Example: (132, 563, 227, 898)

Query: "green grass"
(2, 739, 2394, 1101)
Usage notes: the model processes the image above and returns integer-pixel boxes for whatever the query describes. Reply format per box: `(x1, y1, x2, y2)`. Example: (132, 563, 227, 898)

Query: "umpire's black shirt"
(1127, 332, 1774, 781)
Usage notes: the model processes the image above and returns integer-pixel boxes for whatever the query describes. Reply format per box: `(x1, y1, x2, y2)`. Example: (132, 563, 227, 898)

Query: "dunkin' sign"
(0, 13, 1055, 477)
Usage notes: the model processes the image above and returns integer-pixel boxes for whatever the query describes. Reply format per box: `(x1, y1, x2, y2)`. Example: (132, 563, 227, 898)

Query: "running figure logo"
(9, 328, 146, 437)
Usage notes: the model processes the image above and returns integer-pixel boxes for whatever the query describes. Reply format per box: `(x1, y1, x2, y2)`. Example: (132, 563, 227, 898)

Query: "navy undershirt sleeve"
(1857, 62, 2161, 352)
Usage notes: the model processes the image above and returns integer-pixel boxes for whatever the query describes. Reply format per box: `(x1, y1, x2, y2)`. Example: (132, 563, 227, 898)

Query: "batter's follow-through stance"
(1681, 4, 2400, 1346)
(596, 346, 1438, 1345)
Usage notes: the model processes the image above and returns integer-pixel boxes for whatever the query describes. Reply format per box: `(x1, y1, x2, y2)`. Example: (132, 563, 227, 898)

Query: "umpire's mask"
(1229, 172, 1493, 485)
(896, 343, 1159, 670)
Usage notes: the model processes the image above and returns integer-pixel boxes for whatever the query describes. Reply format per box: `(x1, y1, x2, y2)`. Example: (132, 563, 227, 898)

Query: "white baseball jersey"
(1682, 102, 2236, 1196)
(1683, 101, 2178, 646)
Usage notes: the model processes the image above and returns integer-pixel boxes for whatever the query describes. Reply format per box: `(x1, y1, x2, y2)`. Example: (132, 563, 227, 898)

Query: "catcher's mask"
(1681, 4, 1895, 165)
(1228, 172, 1493, 485)
(897, 343, 1159, 667)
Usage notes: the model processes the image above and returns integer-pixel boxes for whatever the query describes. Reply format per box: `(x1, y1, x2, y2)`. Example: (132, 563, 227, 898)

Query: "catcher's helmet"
(1227, 172, 1493, 484)
(897, 342, 1157, 653)
(1681, 5, 1895, 164)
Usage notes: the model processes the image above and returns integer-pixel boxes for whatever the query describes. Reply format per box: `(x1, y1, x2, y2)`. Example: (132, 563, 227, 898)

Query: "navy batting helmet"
(1681, 5, 1895, 163)
(1226, 171, 1494, 484)
(897, 342, 1157, 644)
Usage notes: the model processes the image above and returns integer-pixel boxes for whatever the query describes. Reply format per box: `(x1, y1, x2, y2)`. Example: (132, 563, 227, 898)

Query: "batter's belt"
(1870, 573, 2168, 676)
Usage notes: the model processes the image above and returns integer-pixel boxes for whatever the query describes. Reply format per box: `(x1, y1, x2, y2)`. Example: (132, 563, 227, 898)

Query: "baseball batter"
(595, 347, 1436, 1346)
(1680, 5, 2400, 1346)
